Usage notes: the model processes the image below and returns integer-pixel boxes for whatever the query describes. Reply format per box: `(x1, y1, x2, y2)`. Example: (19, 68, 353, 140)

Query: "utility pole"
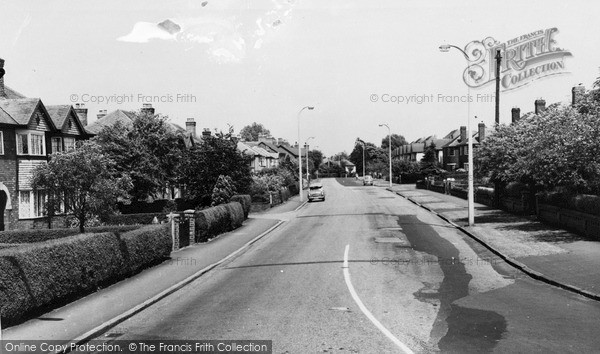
(495, 49, 502, 125)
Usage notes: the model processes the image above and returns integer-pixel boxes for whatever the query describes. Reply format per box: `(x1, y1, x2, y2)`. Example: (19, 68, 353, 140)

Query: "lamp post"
(297, 106, 314, 202)
(379, 123, 392, 187)
(305, 136, 315, 184)
(439, 43, 475, 226)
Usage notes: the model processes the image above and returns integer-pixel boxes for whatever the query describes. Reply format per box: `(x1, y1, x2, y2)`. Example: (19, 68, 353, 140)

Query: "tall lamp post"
(439, 43, 475, 226)
(356, 139, 366, 178)
(379, 123, 392, 187)
(305, 136, 315, 184)
(297, 106, 314, 202)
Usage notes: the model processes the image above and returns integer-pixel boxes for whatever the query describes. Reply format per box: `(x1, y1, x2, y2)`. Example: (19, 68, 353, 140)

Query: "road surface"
(90, 178, 600, 353)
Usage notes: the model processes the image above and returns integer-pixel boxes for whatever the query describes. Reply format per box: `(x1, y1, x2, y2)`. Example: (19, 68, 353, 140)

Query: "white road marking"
(343, 245, 415, 354)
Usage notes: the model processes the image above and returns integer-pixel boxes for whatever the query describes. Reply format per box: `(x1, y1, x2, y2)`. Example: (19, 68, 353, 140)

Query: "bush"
(107, 213, 167, 225)
(573, 194, 600, 216)
(504, 182, 528, 198)
(0, 232, 125, 325)
(120, 224, 172, 275)
(0, 225, 142, 244)
(211, 175, 237, 206)
(230, 195, 251, 219)
(194, 202, 244, 242)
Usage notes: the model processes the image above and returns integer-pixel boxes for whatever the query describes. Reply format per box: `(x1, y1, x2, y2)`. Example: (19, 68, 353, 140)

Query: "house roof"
(45, 105, 72, 128)
(237, 141, 278, 158)
(86, 109, 138, 134)
(0, 106, 18, 124)
(0, 98, 49, 126)
(2, 86, 26, 99)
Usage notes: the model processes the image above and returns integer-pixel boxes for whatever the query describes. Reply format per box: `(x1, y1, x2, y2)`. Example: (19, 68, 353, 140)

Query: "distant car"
(363, 175, 374, 186)
(307, 182, 325, 202)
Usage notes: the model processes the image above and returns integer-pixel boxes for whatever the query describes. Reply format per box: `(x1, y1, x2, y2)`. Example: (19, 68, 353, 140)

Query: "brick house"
(0, 59, 89, 230)
(441, 123, 486, 171)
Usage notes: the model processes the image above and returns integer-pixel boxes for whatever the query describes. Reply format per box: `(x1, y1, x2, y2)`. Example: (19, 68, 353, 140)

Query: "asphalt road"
(92, 178, 600, 353)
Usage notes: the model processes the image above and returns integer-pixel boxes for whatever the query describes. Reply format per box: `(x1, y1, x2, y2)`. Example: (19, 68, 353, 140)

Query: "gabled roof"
(0, 106, 18, 124)
(3, 86, 26, 99)
(0, 98, 56, 130)
(46, 104, 88, 136)
(86, 109, 138, 135)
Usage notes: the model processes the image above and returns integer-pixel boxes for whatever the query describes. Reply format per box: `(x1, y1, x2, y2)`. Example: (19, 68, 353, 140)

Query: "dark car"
(307, 182, 325, 202)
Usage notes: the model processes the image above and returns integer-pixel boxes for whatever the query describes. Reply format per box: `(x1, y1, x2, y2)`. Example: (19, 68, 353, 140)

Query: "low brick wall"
(537, 203, 600, 240)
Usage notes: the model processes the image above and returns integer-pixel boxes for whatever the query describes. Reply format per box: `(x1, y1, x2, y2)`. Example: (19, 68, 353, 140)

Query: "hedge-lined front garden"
(0, 224, 171, 326)
(0, 225, 142, 244)
(194, 201, 245, 242)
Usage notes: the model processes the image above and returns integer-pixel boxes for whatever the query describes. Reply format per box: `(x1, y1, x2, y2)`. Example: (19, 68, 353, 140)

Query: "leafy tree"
(331, 151, 349, 161)
(240, 122, 271, 141)
(94, 113, 185, 201)
(419, 142, 439, 170)
(32, 141, 132, 233)
(308, 149, 324, 174)
(211, 175, 237, 206)
(179, 135, 252, 202)
(381, 134, 407, 151)
(392, 159, 420, 176)
(350, 139, 386, 176)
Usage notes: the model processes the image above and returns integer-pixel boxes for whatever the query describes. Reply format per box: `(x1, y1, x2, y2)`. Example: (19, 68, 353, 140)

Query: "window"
(51, 137, 63, 153)
(464, 163, 470, 171)
(64, 137, 76, 151)
(16, 131, 45, 156)
(448, 148, 455, 156)
(0, 131, 3, 155)
(19, 190, 47, 218)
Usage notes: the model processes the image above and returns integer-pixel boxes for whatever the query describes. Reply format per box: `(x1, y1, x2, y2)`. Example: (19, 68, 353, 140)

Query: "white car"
(363, 175, 374, 186)
(307, 182, 326, 202)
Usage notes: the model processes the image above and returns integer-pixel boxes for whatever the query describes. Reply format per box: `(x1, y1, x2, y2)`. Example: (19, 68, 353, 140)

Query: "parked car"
(363, 175, 374, 186)
(308, 182, 326, 202)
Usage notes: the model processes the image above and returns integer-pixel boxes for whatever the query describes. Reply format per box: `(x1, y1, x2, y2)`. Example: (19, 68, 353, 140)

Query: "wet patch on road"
(397, 214, 507, 352)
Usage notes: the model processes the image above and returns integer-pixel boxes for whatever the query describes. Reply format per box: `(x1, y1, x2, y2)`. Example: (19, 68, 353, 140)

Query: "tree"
(308, 149, 324, 174)
(32, 141, 132, 233)
(211, 175, 237, 206)
(331, 151, 349, 161)
(350, 139, 386, 176)
(178, 135, 252, 203)
(240, 122, 271, 141)
(381, 134, 407, 151)
(94, 113, 185, 201)
(419, 142, 439, 170)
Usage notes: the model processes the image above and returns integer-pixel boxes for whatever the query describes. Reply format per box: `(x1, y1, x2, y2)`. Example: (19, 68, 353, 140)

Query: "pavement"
(383, 181, 600, 300)
(1, 195, 306, 342)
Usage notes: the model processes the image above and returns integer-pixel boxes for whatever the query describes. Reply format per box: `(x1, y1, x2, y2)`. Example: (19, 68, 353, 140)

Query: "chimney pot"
(478, 122, 485, 142)
(572, 85, 585, 106)
(202, 128, 211, 137)
(74, 103, 89, 127)
(141, 103, 155, 115)
(511, 107, 521, 123)
(535, 99, 546, 114)
(460, 126, 467, 143)
(185, 118, 197, 137)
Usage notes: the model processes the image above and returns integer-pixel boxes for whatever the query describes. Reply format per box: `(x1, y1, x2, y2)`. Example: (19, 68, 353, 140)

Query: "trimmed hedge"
(0, 225, 142, 244)
(0, 224, 171, 326)
(230, 195, 251, 219)
(120, 224, 172, 275)
(0, 232, 125, 325)
(107, 213, 166, 226)
(194, 202, 245, 242)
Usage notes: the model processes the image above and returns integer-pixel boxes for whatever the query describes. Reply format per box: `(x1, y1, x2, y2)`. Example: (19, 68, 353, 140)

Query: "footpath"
(2, 196, 305, 343)
(384, 182, 600, 300)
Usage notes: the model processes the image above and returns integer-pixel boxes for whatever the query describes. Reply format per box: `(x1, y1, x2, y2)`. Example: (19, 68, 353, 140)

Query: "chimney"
(185, 118, 197, 137)
(202, 128, 211, 138)
(97, 109, 107, 120)
(74, 103, 88, 126)
(534, 99, 546, 114)
(572, 85, 585, 106)
(141, 103, 155, 115)
(0, 58, 5, 97)
(478, 122, 485, 142)
(460, 126, 467, 142)
(511, 107, 521, 123)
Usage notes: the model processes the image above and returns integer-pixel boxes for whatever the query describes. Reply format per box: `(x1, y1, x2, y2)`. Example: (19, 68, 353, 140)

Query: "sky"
(1, 0, 598, 156)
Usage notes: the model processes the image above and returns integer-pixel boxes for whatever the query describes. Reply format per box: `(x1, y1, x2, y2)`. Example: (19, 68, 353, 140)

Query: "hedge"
(0, 225, 142, 244)
(119, 224, 172, 275)
(0, 224, 171, 326)
(107, 213, 167, 226)
(230, 195, 251, 219)
(194, 202, 245, 243)
(0, 232, 125, 326)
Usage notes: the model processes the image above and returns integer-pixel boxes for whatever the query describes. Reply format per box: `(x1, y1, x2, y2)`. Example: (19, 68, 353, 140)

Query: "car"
(307, 182, 325, 202)
(363, 175, 374, 186)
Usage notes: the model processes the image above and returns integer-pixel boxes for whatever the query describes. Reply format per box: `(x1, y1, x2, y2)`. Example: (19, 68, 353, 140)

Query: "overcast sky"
(1, 0, 598, 156)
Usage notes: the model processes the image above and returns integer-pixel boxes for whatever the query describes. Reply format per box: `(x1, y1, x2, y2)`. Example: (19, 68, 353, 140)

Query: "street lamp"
(439, 43, 475, 226)
(298, 106, 314, 202)
(379, 123, 392, 188)
(305, 136, 315, 184)
(356, 139, 366, 178)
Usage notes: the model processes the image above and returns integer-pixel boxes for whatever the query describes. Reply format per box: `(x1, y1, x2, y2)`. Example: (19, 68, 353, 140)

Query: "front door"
(0, 190, 6, 231)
